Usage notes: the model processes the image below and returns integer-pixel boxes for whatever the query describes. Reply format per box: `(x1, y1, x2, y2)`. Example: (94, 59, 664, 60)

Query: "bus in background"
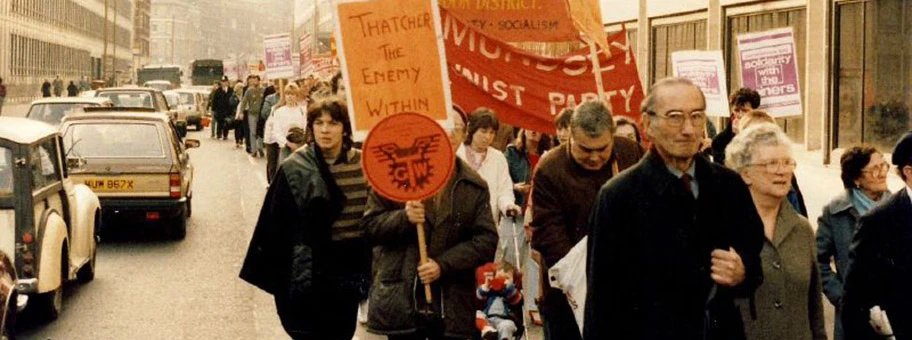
(190, 59, 224, 86)
(137, 64, 182, 89)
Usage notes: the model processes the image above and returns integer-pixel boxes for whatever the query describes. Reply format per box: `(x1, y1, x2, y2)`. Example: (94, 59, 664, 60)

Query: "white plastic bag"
(548, 236, 587, 334)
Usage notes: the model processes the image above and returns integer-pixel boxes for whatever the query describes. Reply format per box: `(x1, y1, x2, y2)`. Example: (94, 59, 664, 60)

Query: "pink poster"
(737, 27, 803, 117)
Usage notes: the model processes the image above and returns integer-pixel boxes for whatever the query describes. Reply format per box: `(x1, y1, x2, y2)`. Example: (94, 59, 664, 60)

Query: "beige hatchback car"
(61, 110, 199, 239)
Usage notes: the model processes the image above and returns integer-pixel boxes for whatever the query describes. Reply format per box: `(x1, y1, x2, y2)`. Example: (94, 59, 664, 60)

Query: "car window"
(164, 93, 179, 107)
(64, 123, 165, 158)
(97, 92, 154, 109)
(178, 93, 195, 105)
(30, 139, 60, 191)
(27, 103, 95, 126)
(0, 147, 12, 197)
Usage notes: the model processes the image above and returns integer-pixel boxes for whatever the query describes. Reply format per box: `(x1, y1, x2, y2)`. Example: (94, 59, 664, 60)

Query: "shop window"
(651, 20, 707, 84)
(834, 0, 912, 151)
(726, 8, 807, 143)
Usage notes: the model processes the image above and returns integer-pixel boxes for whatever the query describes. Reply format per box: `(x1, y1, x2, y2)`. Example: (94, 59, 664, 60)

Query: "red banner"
(442, 9, 644, 134)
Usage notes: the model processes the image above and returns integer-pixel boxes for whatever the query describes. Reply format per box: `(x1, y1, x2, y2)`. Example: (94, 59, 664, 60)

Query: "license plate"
(84, 179, 135, 191)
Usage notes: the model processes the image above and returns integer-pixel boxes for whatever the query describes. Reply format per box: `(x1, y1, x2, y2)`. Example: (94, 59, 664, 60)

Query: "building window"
(834, 0, 912, 151)
(726, 8, 807, 143)
(651, 20, 707, 85)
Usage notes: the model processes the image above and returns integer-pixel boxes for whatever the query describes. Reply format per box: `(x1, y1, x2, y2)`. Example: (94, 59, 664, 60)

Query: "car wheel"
(77, 247, 96, 283)
(170, 208, 187, 240)
(33, 284, 62, 321)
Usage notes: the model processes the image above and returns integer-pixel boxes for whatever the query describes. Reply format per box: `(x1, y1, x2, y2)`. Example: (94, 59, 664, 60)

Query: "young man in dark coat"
(530, 100, 643, 340)
(211, 77, 234, 140)
(239, 99, 371, 340)
(361, 121, 498, 340)
(841, 131, 912, 340)
(584, 77, 765, 340)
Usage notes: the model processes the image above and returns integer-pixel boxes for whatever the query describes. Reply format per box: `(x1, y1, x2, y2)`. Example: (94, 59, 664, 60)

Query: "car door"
(28, 139, 75, 269)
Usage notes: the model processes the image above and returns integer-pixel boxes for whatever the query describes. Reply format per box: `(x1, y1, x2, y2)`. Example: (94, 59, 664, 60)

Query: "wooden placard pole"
(416, 222, 433, 303)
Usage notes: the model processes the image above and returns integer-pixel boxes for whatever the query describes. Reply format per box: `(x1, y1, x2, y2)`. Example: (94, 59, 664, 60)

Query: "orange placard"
(362, 113, 454, 202)
(440, 0, 579, 42)
(334, 0, 452, 134)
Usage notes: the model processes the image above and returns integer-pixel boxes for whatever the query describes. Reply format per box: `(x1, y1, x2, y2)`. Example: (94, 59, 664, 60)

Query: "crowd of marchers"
(234, 74, 912, 340)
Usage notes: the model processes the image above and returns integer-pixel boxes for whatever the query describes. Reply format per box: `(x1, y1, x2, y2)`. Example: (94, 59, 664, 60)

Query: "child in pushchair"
(475, 261, 524, 340)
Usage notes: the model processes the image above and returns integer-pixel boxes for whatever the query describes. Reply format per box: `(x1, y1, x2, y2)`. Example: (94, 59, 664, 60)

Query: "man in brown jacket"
(530, 100, 644, 340)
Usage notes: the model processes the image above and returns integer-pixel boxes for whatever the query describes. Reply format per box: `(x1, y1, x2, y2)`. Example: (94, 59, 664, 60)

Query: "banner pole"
(588, 41, 607, 102)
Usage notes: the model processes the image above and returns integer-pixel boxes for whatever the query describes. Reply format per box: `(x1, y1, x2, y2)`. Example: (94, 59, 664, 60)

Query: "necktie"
(681, 173, 694, 196)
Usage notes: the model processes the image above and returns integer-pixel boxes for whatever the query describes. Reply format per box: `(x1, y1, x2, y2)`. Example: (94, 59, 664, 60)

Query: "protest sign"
(440, 0, 582, 43)
(672, 50, 730, 117)
(737, 27, 803, 117)
(442, 9, 644, 134)
(362, 112, 454, 202)
(264, 33, 295, 79)
(300, 34, 313, 77)
(334, 0, 453, 136)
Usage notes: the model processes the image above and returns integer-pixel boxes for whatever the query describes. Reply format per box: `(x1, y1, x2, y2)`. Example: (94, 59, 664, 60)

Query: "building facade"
(603, 0, 911, 161)
(0, 0, 133, 103)
(132, 0, 151, 81)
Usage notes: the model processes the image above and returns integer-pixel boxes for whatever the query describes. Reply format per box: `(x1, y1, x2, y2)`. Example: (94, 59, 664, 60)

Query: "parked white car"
(0, 118, 100, 321)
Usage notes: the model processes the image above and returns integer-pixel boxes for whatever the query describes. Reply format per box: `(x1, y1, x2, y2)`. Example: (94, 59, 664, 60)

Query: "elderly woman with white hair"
(725, 123, 826, 340)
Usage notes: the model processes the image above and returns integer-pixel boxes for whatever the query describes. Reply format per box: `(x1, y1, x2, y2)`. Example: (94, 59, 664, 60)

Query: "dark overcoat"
(239, 145, 371, 338)
(584, 151, 765, 340)
(362, 159, 498, 338)
(842, 188, 912, 340)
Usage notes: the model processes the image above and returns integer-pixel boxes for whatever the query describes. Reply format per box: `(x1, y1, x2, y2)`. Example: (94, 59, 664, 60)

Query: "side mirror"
(175, 121, 188, 138)
(66, 157, 86, 170)
(184, 139, 200, 149)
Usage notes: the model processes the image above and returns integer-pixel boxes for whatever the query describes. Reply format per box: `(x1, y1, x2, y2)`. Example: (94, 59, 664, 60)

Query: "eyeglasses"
(749, 158, 797, 173)
(861, 163, 890, 176)
(654, 111, 707, 128)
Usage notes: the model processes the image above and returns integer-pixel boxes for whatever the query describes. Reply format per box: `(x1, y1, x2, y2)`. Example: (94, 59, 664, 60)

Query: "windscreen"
(64, 123, 165, 158)
(97, 92, 155, 109)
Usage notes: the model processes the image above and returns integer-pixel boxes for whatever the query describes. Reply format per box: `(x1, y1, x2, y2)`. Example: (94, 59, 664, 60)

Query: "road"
(15, 128, 385, 340)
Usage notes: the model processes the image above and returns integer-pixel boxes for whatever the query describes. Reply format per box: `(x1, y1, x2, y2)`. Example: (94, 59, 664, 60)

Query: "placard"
(362, 113, 454, 202)
(439, 0, 579, 43)
(672, 50, 730, 117)
(737, 27, 803, 117)
(264, 33, 295, 79)
(334, 0, 453, 137)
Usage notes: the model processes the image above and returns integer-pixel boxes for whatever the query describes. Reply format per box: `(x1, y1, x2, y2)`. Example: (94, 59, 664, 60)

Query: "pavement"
(8, 105, 905, 339)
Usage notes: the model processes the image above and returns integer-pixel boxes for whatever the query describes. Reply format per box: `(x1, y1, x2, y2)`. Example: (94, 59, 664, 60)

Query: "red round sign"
(362, 113, 454, 202)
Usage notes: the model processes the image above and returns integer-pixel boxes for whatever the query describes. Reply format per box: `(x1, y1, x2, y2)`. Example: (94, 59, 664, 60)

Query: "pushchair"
(475, 262, 526, 340)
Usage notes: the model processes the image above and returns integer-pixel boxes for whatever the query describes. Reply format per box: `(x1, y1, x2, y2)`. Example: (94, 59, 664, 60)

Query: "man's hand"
(711, 247, 745, 288)
(418, 259, 441, 284)
(405, 201, 425, 225)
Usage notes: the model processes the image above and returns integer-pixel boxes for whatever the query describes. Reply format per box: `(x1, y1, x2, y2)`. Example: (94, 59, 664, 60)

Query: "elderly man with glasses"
(583, 77, 765, 340)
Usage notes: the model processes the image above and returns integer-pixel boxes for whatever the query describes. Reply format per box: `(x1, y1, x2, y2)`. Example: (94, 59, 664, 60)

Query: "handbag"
(224, 117, 236, 130)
